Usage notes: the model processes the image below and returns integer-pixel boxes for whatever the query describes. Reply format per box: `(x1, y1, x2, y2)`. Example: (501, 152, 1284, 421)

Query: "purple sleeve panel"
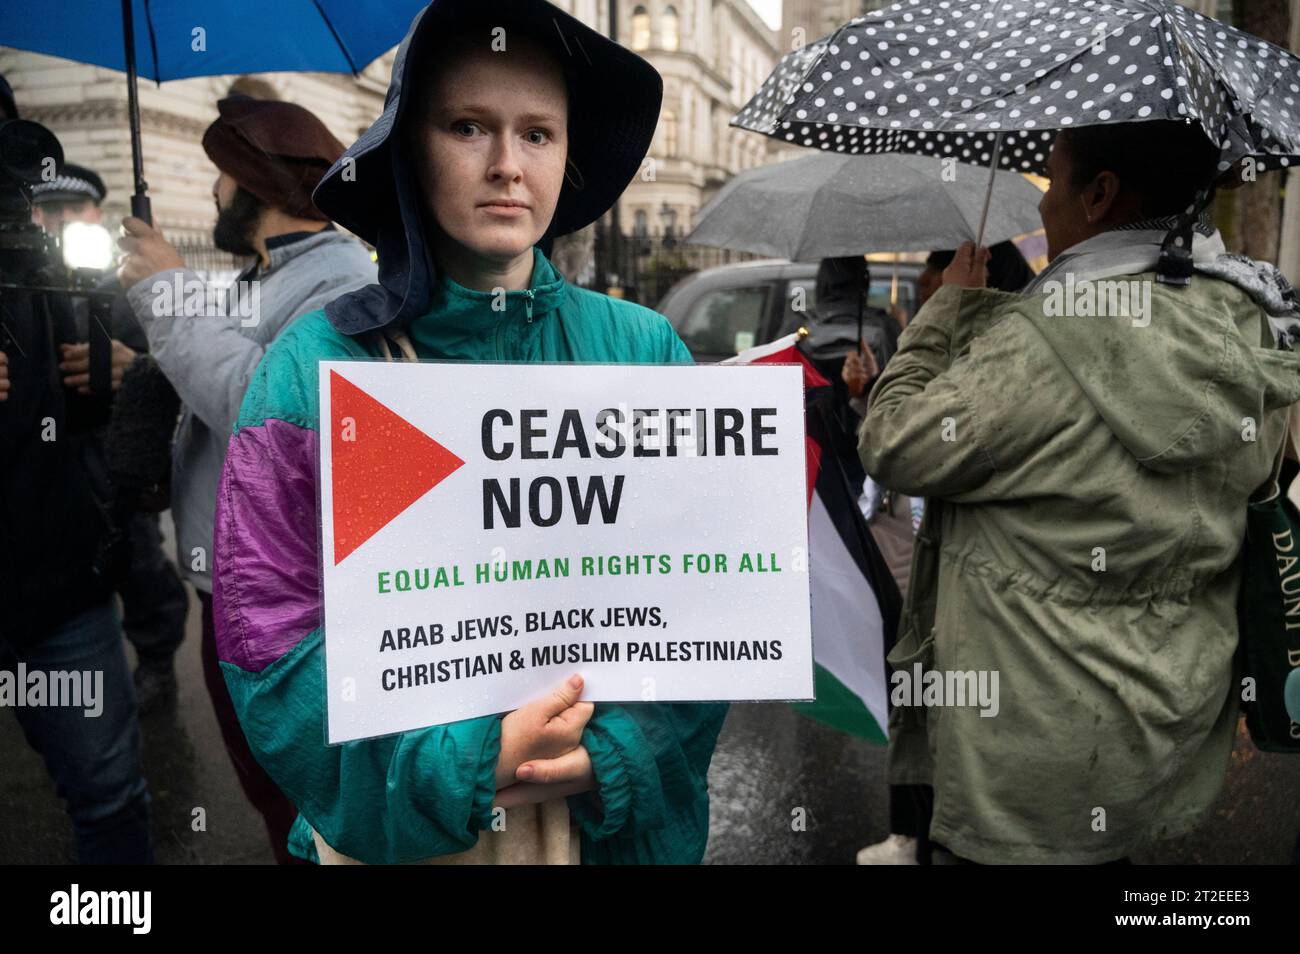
(213, 417, 322, 674)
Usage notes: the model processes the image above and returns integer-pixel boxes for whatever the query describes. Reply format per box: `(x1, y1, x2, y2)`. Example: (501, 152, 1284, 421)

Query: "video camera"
(0, 117, 118, 396)
(1, 118, 130, 590)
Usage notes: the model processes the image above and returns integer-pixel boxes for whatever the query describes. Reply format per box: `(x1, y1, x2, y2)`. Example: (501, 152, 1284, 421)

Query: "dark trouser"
(119, 513, 188, 672)
(889, 783, 935, 865)
(3, 600, 153, 863)
(197, 592, 307, 865)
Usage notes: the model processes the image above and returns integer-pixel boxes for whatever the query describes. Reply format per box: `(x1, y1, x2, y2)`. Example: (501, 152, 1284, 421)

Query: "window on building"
(713, 6, 725, 70)
(632, 6, 650, 51)
(663, 6, 680, 51)
(634, 209, 649, 237)
(682, 94, 691, 156)
(663, 109, 678, 157)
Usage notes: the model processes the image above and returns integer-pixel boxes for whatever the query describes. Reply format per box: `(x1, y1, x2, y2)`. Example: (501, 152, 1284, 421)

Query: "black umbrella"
(734, 0, 1300, 280)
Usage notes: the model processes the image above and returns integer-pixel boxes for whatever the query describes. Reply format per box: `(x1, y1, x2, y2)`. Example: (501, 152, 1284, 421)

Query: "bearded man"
(118, 96, 376, 863)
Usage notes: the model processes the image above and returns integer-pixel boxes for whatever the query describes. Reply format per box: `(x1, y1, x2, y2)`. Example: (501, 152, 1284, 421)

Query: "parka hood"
(1010, 274, 1300, 475)
(814, 256, 868, 307)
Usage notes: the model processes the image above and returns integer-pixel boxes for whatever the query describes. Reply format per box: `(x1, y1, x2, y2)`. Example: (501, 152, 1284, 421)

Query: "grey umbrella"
(686, 151, 1044, 261)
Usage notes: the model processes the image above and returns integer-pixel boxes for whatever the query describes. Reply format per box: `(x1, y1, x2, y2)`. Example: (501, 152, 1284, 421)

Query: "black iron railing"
(162, 233, 761, 312)
(590, 225, 764, 309)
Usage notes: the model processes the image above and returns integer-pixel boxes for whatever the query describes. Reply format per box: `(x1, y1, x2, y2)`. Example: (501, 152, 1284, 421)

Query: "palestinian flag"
(724, 333, 902, 743)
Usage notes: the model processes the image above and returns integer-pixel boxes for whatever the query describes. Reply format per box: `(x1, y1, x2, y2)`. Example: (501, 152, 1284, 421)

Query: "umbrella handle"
(123, 0, 151, 225)
(856, 287, 863, 357)
(131, 193, 152, 227)
(973, 0, 1013, 250)
(974, 132, 1004, 249)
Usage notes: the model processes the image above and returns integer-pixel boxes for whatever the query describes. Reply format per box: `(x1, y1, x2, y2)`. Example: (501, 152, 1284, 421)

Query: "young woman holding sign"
(210, 0, 728, 864)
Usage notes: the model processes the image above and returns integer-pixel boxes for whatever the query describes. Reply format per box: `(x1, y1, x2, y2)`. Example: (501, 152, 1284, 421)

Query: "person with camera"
(0, 87, 153, 864)
(28, 163, 190, 714)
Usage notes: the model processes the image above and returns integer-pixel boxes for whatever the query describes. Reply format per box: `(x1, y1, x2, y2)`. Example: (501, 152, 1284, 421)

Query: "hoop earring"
(565, 157, 586, 191)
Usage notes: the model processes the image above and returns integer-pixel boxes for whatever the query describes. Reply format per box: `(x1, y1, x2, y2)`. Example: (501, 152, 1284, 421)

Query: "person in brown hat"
(28, 160, 193, 720)
(120, 96, 349, 274)
(116, 95, 376, 864)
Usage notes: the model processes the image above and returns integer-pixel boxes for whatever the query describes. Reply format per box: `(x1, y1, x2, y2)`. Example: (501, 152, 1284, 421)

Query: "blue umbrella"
(1, 0, 427, 221)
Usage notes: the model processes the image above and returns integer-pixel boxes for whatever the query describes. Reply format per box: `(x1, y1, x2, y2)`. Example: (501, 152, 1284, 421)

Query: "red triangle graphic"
(330, 370, 465, 565)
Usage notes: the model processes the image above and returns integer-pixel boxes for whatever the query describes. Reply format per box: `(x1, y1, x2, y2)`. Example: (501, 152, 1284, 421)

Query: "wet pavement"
(1, 579, 270, 864)
(3, 521, 1297, 864)
(705, 703, 1300, 864)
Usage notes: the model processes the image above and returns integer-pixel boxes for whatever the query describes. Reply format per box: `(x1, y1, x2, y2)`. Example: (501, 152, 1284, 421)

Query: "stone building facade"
(0, 0, 782, 249)
(3, 0, 1296, 279)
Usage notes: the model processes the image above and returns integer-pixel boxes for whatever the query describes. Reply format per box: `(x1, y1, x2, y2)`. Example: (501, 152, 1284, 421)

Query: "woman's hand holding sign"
(495, 749, 596, 809)
(494, 674, 596, 807)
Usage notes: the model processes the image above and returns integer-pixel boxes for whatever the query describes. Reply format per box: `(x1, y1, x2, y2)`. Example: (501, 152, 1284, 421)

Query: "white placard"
(319, 361, 813, 743)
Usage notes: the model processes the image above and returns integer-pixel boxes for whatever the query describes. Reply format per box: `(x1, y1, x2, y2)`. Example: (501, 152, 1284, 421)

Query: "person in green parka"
(210, 0, 727, 864)
(859, 119, 1300, 864)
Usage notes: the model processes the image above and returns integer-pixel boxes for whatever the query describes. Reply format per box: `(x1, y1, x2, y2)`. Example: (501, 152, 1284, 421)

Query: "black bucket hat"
(313, 0, 663, 335)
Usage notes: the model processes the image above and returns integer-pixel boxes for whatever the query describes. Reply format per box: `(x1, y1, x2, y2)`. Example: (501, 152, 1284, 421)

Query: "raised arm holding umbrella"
(733, 1, 1300, 864)
(0, 0, 430, 222)
(685, 148, 1045, 356)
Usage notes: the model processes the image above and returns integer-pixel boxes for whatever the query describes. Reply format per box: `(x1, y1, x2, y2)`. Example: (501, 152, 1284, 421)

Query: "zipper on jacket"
(494, 312, 507, 360)
(524, 289, 535, 323)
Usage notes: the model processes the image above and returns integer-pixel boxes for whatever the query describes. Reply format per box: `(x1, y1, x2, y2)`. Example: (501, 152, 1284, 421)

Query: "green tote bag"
(1238, 425, 1300, 753)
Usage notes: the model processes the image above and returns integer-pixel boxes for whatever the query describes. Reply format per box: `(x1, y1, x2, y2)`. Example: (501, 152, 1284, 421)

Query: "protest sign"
(319, 361, 813, 743)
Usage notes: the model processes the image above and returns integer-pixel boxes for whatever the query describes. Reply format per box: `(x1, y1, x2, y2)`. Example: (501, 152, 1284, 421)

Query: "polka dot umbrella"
(736, 0, 1300, 174)
(732, 0, 1300, 278)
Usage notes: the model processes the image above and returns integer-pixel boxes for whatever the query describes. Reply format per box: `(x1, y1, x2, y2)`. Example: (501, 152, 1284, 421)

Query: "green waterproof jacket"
(860, 276, 1300, 863)
(211, 246, 729, 864)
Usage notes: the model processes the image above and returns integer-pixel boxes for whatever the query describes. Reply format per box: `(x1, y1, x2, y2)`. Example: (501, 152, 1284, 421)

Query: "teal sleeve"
(221, 631, 503, 865)
(219, 316, 504, 864)
(664, 321, 694, 364)
(567, 702, 728, 863)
